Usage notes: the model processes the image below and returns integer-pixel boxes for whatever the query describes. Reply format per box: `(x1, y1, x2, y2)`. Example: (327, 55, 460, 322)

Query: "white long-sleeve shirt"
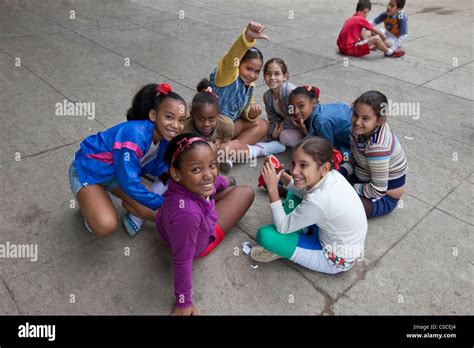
(270, 170, 368, 262)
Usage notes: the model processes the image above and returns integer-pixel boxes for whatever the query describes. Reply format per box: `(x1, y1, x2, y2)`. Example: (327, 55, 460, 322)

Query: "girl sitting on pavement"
(155, 133, 254, 315)
(251, 137, 367, 275)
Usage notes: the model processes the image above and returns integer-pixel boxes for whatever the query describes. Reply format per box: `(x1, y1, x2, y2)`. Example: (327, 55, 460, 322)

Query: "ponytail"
(126, 83, 187, 121)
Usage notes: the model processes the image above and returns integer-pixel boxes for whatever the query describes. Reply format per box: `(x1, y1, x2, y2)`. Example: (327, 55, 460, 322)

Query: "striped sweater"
(341, 123, 408, 199)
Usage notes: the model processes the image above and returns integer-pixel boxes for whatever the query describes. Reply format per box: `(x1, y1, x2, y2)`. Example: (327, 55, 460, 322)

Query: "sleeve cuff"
(175, 293, 193, 308)
(353, 183, 364, 197)
(241, 29, 256, 48)
(338, 166, 349, 177)
(270, 199, 283, 210)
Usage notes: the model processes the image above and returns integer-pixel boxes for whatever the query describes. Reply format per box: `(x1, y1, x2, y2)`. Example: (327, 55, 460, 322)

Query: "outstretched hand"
(245, 21, 270, 42)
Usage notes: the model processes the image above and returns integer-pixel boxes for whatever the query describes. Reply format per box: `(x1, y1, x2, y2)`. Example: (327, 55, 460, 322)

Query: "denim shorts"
(68, 161, 120, 197)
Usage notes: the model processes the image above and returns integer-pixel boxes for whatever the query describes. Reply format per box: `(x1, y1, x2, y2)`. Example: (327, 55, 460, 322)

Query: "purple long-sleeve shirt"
(155, 176, 229, 308)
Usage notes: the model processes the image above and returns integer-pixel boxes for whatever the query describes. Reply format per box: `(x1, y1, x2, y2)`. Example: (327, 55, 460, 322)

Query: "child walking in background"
(69, 83, 187, 237)
(155, 133, 254, 315)
(289, 85, 352, 158)
(337, 0, 404, 58)
(370, 0, 408, 52)
(262, 57, 302, 149)
(251, 137, 367, 274)
(339, 90, 408, 218)
(183, 81, 234, 148)
(204, 21, 283, 172)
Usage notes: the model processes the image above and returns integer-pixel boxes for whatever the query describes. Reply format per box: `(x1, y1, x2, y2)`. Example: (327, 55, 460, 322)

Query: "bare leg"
(218, 139, 251, 162)
(233, 118, 268, 145)
(360, 29, 372, 40)
(215, 185, 255, 233)
(368, 35, 390, 54)
(76, 185, 117, 237)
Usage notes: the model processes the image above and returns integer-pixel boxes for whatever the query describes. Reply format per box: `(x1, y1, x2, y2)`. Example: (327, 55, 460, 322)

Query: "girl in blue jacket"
(69, 83, 187, 237)
(289, 86, 352, 158)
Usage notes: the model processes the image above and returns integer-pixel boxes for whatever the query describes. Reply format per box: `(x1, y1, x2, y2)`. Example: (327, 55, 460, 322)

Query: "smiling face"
(290, 147, 330, 190)
(239, 58, 263, 86)
(387, 0, 399, 16)
(171, 144, 218, 199)
(264, 62, 288, 92)
(352, 102, 384, 138)
(149, 98, 187, 142)
(191, 102, 219, 136)
(290, 94, 317, 123)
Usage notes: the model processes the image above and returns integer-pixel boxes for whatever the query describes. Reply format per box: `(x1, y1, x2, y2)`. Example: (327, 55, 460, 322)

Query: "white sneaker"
(256, 141, 286, 156)
(250, 246, 282, 263)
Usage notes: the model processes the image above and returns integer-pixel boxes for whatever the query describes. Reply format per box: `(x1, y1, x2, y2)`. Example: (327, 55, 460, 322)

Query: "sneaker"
(123, 213, 142, 237)
(256, 141, 286, 156)
(219, 160, 233, 173)
(386, 49, 405, 58)
(250, 246, 282, 263)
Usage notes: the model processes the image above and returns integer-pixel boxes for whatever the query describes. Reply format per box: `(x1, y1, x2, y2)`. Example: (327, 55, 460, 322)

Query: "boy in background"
(337, 0, 405, 58)
(370, 0, 408, 52)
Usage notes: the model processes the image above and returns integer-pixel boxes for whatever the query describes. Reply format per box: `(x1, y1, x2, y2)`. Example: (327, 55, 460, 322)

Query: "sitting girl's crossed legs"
(256, 191, 345, 274)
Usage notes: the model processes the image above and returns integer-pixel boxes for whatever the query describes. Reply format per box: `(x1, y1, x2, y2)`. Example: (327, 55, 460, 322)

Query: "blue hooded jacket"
(307, 102, 352, 157)
(73, 120, 168, 210)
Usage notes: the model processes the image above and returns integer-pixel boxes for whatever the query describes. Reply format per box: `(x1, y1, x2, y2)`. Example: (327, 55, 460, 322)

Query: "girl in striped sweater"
(339, 91, 408, 218)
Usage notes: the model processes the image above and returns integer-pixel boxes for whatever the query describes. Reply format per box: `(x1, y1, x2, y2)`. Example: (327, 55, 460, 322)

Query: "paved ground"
(0, 0, 472, 315)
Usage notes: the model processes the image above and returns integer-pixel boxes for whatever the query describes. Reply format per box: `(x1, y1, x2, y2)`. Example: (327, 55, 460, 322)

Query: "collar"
(352, 124, 383, 147)
(307, 102, 321, 126)
(192, 121, 218, 139)
(167, 178, 215, 203)
(388, 10, 403, 18)
(304, 170, 332, 193)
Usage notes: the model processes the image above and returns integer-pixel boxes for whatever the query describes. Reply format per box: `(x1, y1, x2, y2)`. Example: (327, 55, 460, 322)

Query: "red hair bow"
(332, 148, 342, 170)
(170, 137, 204, 168)
(204, 87, 219, 98)
(156, 83, 173, 96)
(305, 85, 320, 99)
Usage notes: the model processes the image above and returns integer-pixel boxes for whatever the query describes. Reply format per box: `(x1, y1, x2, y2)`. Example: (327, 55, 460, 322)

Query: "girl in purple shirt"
(155, 133, 255, 315)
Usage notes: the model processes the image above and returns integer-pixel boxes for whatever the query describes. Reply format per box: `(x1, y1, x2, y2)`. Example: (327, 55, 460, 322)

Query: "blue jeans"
(370, 194, 399, 218)
(344, 173, 401, 218)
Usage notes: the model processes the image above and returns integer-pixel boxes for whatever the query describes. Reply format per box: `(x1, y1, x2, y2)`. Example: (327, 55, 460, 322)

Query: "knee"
(280, 130, 303, 147)
(256, 119, 269, 134)
(256, 224, 276, 248)
(91, 215, 117, 237)
(219, 140, 236, 153)
(371, 35, 381, 43)
(238, 185, 255, 204)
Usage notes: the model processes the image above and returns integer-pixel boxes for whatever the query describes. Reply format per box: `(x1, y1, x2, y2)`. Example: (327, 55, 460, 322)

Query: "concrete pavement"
(0, 0, 472, 315)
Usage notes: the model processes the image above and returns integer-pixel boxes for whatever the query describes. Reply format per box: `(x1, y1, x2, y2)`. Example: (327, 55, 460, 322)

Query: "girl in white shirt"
(251, 137, 368, 274)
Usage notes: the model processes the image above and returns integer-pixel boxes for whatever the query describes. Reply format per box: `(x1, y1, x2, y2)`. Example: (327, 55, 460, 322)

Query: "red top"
(337, 13, 373, 50)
